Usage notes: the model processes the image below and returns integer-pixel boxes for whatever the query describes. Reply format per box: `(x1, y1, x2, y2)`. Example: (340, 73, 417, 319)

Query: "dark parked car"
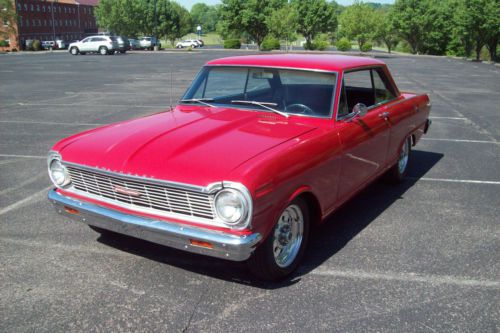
(115, 36, 130, 53)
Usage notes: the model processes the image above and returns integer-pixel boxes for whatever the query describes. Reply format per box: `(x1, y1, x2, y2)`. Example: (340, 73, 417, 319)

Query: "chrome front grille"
(65, 166, 215, 220)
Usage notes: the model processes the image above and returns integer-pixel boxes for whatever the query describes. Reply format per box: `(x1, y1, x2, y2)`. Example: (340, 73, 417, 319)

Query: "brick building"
(1, 0, 99, 50)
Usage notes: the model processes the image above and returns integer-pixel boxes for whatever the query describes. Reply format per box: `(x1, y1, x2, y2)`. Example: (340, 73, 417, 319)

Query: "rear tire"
(248, 197, 310, 281)
(99, 46, 108, 55)
(387, 136, 411, 183)
(70, 47, 79, 55)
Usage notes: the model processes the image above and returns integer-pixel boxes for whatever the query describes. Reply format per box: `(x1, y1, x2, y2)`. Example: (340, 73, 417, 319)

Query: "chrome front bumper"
(48, 189, 261, 261)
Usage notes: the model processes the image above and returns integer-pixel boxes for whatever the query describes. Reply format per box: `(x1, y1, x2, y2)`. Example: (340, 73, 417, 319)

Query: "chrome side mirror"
(343, 103, 368, 122)
(353, 103, 368, 117)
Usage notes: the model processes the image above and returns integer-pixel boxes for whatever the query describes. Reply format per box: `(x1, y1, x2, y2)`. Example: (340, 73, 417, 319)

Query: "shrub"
(0, 40, 9, 47)
(261, 36, 280, 51)
(313, 40, 329, 51)
(336, 38, 351, 52)
(360, 42, 372, 52)
(32, 39, 41, 51)
(223, 39, 241, 49)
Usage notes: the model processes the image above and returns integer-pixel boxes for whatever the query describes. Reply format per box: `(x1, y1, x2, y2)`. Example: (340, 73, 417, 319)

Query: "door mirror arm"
(343, 103, 368, 122)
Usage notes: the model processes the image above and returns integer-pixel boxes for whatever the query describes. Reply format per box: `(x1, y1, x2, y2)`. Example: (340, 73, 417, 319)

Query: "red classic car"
(48, 54, 431, 280)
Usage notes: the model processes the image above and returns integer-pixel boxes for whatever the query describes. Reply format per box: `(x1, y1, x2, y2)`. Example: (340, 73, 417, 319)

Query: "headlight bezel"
(213, 182, 252, 230)
(47, 151, 72, 189)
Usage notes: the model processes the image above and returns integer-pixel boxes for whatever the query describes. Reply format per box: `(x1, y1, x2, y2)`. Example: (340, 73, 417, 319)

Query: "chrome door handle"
(379, 112, 390, 118)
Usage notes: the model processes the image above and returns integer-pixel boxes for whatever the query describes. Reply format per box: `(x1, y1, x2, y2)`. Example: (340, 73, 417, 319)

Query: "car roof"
(206, 54, 385, 72)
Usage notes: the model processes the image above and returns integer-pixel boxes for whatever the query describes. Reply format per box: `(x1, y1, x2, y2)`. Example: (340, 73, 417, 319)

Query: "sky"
(177, 0, 396, 11)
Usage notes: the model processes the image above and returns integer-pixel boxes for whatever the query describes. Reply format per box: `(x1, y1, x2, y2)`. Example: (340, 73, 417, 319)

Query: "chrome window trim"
(181, 65, 339, 120)
(336, 66, 400, 122)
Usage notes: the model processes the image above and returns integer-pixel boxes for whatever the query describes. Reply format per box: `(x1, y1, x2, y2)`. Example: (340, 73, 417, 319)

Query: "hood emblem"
(113, 185, 141, 197)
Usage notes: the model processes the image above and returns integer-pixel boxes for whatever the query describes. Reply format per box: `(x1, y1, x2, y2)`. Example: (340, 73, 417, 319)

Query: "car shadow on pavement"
(96, 149, 443, 289)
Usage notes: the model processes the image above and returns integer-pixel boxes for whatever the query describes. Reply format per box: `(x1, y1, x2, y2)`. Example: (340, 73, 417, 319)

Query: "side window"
(373, 69, 396, 104)
(343, 69, 374, 112)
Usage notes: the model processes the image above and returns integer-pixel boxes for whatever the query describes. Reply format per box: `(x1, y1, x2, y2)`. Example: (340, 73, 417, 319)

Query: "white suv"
(69, 36, 118, 55)
(176, 39, 200, 48)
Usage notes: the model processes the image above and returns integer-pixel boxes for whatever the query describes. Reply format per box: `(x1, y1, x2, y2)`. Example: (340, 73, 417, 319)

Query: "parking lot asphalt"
(0, 50, 499, 332)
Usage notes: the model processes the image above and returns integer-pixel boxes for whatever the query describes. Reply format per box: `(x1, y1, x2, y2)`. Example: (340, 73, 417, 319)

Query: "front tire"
(248, 197, 310, 281)
(387, 136, 411, 183)
(99, 46, 108, 55)
(70, 47, 79, 55)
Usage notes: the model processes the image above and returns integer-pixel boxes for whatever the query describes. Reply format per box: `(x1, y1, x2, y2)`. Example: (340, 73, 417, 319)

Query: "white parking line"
(421, 138, 499, 144)
(0, 185, 52, 216)
(0, 120, 104, 126)
(409, 177, 500, 185)
(429, 116, 467, 120)
(310, 268, 500, 288)
(0, 154, 45, 159)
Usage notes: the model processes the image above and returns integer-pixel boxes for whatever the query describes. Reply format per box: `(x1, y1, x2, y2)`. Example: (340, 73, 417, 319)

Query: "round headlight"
(214, 188, 248, 226)
(48, 155, 71, 188)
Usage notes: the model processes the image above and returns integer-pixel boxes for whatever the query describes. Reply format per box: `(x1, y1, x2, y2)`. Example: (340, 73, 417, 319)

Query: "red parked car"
(48, 55, 431, 281)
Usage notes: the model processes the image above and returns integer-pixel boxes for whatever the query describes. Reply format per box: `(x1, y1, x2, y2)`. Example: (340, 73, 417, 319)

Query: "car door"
(79, 37, 91, 52)
(336, 68, 392, 199)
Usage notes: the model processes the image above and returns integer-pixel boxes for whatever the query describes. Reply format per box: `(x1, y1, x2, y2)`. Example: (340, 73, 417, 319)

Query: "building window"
(30, 4, 33, 11)
(19, 16, 23, 27)
(25, 19, 29, 27)
(59, 7, 61, 13)
(24, 4, 27, 11)
(38, 19, 41, 26)
(36, 4, 39, 12)
(43, 5, 45, 12)
(3, 18, 8, 27)
(17, 3, 21, 11)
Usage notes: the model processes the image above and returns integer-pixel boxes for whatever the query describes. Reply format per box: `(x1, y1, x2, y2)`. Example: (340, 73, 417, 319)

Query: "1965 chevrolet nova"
(48, 54, 431, 280)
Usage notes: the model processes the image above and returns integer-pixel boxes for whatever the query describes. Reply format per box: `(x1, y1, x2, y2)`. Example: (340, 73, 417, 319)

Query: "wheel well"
(296, 192, 322, 227)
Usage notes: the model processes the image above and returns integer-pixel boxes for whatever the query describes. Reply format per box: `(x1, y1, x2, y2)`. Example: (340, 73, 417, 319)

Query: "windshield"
(182, 66, 337, 118)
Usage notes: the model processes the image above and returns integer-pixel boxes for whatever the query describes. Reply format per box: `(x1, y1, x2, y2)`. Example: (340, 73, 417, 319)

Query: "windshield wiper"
(180, 98, 215, 107)
(230, 100, 289, 118)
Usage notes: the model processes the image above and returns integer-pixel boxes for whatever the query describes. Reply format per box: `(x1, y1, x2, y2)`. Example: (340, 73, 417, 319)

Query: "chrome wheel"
(398, 138, 410, 174)
(99, 47, 108, 55)
(273, 204, 304, 268)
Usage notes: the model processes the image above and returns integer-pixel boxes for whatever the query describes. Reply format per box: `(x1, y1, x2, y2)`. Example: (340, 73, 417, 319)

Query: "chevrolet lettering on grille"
(113, 185, 141, 197)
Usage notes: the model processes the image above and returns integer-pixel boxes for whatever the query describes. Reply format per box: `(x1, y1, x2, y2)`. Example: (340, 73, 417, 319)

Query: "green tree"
(391, 0, 427, 54)
(374, 9, 399, 53)
(95, 0, 147, 36)
(339, 1, 376, 50)
(453, 0, 500, 61)
(190, 3, 219, 32)
(219, 0, 285, 49)
(292, 0, 337, 50)
(266, 4, 298, 51)
(0, 0, 17, 40)
(162, 2, 192, 46)
(483, 0, 499, 61)
(391, 0, 453, 55)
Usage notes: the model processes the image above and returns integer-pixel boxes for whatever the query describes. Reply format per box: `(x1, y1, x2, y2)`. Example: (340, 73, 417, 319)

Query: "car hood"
(54, 105, 317, 186)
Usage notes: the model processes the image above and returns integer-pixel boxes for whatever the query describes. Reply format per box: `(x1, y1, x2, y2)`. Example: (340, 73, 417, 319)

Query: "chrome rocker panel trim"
(49, 189, 261, 261)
